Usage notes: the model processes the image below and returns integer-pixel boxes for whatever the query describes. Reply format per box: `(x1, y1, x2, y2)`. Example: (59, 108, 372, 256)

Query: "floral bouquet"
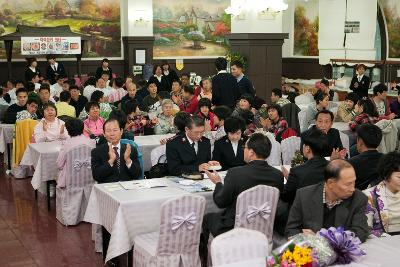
(267, 227, 365, 266)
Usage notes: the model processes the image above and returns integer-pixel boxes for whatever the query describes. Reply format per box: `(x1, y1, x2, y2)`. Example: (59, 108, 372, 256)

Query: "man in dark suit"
(301, 110, 346, 158)
(350, 64, 370, 99)
(46, 55, 67, 84)
(202, 133, 284, 242)
(348, 124, 383, 190)
(230, 60, 255, 97)
(91, 118, 141, 183)
(286, 159, 369, 243)
(212, 116, 247, 171)
(212, 57, 240, 109)
(91, 118, 141, 266)
(166, 114, 218, 176)
(95, 58, 113, 80)
(282, 128, 330, 205)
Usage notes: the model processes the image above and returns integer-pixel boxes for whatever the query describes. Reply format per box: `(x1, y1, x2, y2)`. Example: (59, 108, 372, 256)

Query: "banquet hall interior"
(0, 0, 400, 266)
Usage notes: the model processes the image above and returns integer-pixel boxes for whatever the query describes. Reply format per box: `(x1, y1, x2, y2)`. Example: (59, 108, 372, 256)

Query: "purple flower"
(318, 227, 365, 264)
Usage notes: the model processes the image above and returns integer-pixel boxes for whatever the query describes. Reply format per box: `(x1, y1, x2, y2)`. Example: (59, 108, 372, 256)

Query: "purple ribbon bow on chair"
(73, 159, 91, 171)
(171, 212, 197, 232)
(246, 202, 271, 223)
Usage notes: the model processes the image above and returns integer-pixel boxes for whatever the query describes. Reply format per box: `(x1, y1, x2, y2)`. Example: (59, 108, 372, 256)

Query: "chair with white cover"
(295, 92, 313, 106)
(150, 145, 166, 166)
(56, 145, 94, 226)
(280, 136, 301, 165)
(133, 195, 206, 267)
(298, 109, 308, 133)
(339, 131, 350, 155)
(265, 133, 282, 166)
(234, 185, 279, 252)
(376, 119, 399, 153)
(211, 228, 268, 267)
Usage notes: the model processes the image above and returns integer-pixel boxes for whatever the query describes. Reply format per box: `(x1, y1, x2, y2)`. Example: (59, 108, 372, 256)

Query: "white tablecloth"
(0, 124, 14, 164)
(84, 178, 218, 262)
(134, 134, 174, 171)
(333, 235, 400, 266)
(20, 141, 62, 190)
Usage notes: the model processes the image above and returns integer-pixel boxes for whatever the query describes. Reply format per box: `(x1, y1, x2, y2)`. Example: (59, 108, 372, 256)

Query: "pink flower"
(281, 261, 289, 267)
(267, 257, 275, 265)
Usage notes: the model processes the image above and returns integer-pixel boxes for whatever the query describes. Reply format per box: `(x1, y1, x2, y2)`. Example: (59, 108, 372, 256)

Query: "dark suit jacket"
(212, 136, 246, 171)
(211, 160, 284, 233)
(301, 126, 343, 157)
(212, 72, 240, 109)
(348, 150, 383, 190)
(237, 76, 255, 96)
(91, 142, 141, 183)
(46, 63, 67, 84)
(281, 157, 328, 204)
(350, 75, 370, 99)
(148, 75, 169, 92)
(95, 67, 113, 80)
(25, 67, 41, 82)
(286, 182, 369, 242)
(162, 69, 179, 92)
(166, 134, 211, 176)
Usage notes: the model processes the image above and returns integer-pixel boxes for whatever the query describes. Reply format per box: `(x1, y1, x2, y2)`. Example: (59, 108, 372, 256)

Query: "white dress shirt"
(108, 142, 132, 168)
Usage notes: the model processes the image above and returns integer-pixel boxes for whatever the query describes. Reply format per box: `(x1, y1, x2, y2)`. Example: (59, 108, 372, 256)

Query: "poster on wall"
(21, 36, 81, 55)
(293, 0, 319, 56)
(153, 0, 231, 59)
(380, 0, 400, 58)
(0, 0, 121, 59)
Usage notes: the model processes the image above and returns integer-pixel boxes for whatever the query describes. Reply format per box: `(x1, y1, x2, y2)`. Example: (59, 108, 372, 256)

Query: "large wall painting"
(153, 0, 231, 59)
(0, 0, 121, 59)
(293, 0, 319, 57)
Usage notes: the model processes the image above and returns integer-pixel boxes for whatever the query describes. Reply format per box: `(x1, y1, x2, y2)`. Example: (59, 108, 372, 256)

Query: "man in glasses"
(166, 114, 219, 176)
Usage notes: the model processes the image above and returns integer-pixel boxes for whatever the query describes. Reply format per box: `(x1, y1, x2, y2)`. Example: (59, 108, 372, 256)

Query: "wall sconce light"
(225, 0, 288, 20)
(133, 10, 150, 27)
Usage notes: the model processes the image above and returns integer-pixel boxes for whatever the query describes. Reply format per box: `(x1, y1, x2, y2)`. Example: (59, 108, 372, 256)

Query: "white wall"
(230, 0, 283, 34)
(122, 0, 153, 36)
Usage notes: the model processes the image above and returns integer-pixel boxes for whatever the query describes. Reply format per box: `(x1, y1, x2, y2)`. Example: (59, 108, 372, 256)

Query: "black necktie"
(191, 142, 196, 154)
(113, 146, 120, 170)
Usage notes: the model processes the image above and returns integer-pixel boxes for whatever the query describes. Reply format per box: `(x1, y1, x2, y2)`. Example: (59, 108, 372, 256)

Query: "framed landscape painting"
(153, 0, 231, 59)
(0, 0, 121, 59)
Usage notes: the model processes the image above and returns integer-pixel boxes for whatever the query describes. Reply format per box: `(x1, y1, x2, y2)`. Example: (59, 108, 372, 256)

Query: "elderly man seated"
(285, 159, 369, 243)
(166, 114, 219, 176)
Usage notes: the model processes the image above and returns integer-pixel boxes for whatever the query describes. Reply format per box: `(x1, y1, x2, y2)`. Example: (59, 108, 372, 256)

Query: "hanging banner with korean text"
(21, 37, 81, 55)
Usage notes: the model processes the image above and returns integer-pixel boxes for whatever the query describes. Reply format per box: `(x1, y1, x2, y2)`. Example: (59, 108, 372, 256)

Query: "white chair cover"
(56, 145, 94, 226)
(339, 131, 350, 156)
(133, 195, 206, 267)
(298, 110, 308, 133)
(376, 119, 398, 153)
(211, 228, 268, 267)
(150, 145, 166, 167)
(234, 185, 279, 252)
(265, 132, 282, 166)
(280, 136, 301, 165)
(295, 93, 313, 106)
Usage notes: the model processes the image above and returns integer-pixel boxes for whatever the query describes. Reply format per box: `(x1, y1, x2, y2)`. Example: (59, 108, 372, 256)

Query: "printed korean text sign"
(21, 37, 81, 55)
